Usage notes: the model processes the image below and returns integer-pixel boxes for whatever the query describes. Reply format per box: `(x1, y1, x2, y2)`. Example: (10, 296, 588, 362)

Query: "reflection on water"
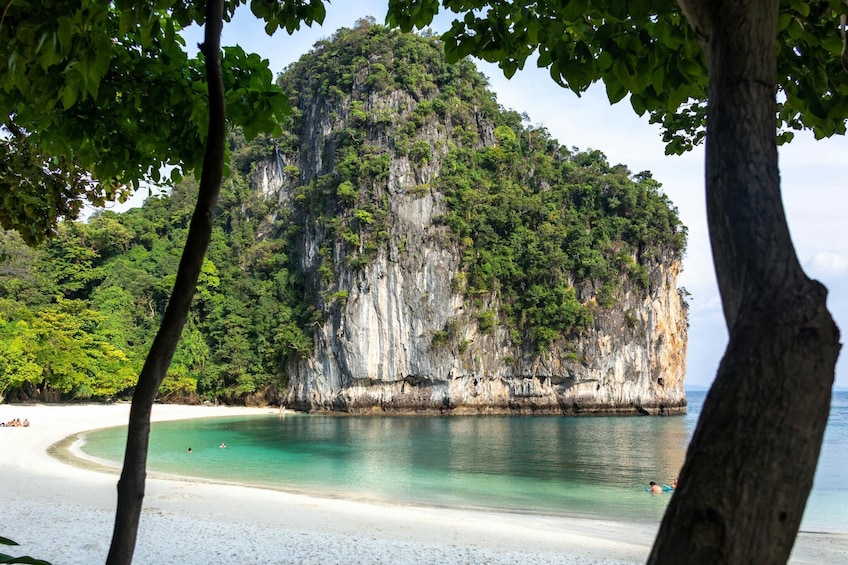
(79, 391, 848, 530)
(82, 408, 692, 523)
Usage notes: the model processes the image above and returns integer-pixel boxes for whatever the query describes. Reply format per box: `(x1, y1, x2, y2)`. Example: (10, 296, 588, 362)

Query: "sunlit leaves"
(0, 298, 138, 399)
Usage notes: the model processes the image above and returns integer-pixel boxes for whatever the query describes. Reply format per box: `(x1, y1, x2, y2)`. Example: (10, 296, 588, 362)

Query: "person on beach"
(648, 481, 663, 493)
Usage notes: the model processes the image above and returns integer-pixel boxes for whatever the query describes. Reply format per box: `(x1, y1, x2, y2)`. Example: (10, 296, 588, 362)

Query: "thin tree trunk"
(650, 1, 840, 562)
(105, 1, 226, 563)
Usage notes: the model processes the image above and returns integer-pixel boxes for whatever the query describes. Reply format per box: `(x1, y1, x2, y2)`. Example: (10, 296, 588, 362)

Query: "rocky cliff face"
(253, 23, 688, 415)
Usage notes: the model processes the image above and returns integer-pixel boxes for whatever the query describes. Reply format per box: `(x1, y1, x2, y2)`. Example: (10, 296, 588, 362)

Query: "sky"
(165, 1, 848, 387)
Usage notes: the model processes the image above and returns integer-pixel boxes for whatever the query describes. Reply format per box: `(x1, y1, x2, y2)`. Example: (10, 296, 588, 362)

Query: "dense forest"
(0, 22, 685, 404)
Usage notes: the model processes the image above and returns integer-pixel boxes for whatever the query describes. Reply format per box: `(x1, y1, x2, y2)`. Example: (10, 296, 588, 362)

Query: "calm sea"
(80, 390, 848, 533)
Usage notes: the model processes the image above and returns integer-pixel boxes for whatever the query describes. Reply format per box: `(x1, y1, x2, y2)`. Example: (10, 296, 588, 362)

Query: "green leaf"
(651, 64, 666, 92)
(61, 85, 78, 109)
(118, 9, 134, 35)
(604, 77, 628, 104)
(819, 33, 843, 55)
(787, 18, 804, 40)
(776, 131, 795, 144)
(91, 48, 112, 83)
(56, 17, 74, 50)
(35, 31, 49, 54)
(560, 0, 589, 21)
(7, 51, 17, 74)
(0, 555, 53, 565)
(789, 0, 811, 17)
(630, 93, 647, 116)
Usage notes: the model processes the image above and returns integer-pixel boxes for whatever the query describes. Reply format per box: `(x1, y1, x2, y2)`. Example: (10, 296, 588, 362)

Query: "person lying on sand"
(2, 418, 28, 427)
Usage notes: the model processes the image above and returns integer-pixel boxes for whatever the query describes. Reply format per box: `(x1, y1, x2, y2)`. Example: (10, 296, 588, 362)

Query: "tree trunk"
(650, 1, 840, 563)
(105, 1, 226, 563)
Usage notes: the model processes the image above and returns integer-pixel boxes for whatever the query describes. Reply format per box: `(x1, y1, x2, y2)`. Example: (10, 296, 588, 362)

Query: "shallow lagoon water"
(80, 390, 848, 532)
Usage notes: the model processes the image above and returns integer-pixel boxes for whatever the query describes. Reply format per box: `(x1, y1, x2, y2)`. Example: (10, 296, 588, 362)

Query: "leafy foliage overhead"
(0, 0, 326, 244)
(386, 0, 848, 153)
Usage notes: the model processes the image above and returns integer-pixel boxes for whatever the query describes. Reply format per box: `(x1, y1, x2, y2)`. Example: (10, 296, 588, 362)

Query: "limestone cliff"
(253, 22, 688, 414)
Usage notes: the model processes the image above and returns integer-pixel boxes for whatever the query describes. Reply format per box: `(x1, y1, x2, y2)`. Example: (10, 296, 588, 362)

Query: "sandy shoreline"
(1, 403, 844, 564)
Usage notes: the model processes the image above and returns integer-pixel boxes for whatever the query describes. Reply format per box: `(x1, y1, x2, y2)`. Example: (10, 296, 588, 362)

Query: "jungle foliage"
(0, 22, 685, 402)
(0, 152, 313, 402)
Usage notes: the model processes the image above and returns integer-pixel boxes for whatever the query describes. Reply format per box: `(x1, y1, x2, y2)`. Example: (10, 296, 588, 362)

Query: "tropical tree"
(3, 1, 325, 563)
(387, 0, 847, 562)
(8, 299, 138, 398)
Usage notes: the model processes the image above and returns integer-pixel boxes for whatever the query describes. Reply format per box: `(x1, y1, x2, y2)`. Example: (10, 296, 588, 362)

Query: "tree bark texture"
(105, 1, 227, 563)
(650, 1, 840, 563)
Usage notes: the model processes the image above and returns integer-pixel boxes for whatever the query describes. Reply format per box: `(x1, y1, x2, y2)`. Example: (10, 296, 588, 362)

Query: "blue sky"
(172, 1, 848, 387)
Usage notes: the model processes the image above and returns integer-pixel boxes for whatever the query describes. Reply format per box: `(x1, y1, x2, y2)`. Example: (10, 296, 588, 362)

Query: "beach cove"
(1, 403, 846, 564)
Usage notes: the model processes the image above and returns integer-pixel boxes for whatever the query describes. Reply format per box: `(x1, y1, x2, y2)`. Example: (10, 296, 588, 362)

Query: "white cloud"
(806, 252, 848, 281)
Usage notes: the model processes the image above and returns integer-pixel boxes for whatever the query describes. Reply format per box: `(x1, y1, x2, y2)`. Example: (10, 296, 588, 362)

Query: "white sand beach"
(0, 403, 845, 565)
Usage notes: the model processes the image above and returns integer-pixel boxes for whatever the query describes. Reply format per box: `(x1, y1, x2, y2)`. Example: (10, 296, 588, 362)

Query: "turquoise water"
(80, 391, 848, 532)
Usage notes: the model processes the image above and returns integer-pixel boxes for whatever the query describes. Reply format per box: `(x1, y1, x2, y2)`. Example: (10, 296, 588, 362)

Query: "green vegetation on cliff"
(0, 21, 685, 402)
(438, 128, 684, 347)
(276, 21, 685, 347)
